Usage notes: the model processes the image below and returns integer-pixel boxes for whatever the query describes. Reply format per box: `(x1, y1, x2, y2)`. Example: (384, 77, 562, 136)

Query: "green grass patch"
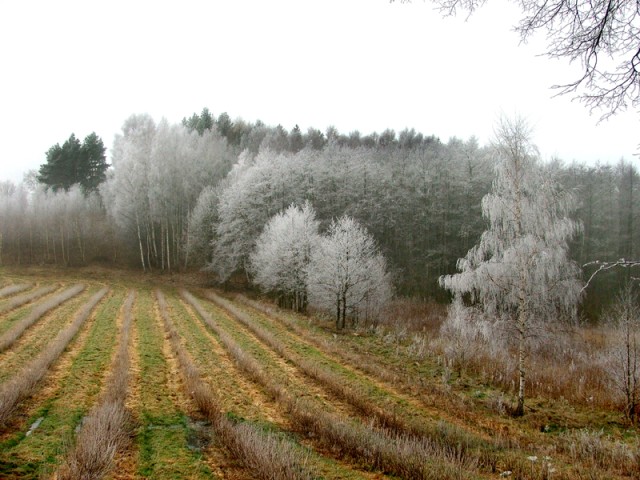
(196, 300, 310, 394)
(0, 303, 37, 335)
(164, 294, 268, 420)
(134, 289, 214, 479)
(0, 287, 122, 478)
(0, 287, 100, 383)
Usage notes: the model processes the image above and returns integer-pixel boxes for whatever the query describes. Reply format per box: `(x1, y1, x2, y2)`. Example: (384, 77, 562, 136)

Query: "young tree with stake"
(439, 117, 582, 416)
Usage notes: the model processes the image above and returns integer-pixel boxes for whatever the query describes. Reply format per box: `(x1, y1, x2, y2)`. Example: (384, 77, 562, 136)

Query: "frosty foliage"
(250, 202, 320, 312)
(184, 185, 219, 266)
(101, 114, 234, 270)
(0, 181, 107, 265)
(197, 137, 495, 295)
(210, 149, 318, 282)
(440, 118, 582, 337)
(440, 297, 493, 373)
(439, 117, 582, 415)
(307, 216, 392, 328)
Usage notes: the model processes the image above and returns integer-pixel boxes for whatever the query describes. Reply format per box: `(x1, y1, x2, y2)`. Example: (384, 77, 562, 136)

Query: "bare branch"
(582, 258, 640, 291)
(418, 0, 640, 119)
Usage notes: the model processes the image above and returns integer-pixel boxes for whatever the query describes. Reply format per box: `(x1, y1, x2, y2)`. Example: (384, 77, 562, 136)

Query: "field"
(0, 267, 638, 479)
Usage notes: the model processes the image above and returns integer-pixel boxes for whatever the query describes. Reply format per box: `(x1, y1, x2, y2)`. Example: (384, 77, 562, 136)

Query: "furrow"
(183, 289, 477, 480)
(0, 283, 32, 299)
(0, 288, 108, 426)
(57, 290, 135, 480)
(157, 289, 315, 480)
(170, 292, 378, 479)
(0, 288, 121, 478)
(130, 289, 213, 479)
(0, 284, 58, 315)
(0, 284, 85, 352)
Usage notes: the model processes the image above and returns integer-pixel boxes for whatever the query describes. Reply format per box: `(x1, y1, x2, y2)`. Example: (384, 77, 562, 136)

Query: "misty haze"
(0, 0, 639, 479)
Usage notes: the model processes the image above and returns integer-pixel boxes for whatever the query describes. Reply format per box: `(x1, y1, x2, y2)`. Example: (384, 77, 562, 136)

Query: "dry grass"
(209, 291, 483, 447)
(0, 283, 31, 298)
(561, 429, 640, 476)
(432, 322, 618, 410)
(0, 284, 58, 315)
(378, 297, 448, 335)
(237, 294, 640, 478)
(58, 401, 129, 480)
(0, 284, 85, 352)
(183, 289, 479, 480)
(0, 287, 108, 426)
(58, 290, 135, 480)
(238, 294, 413, 391)
(157, 289, 315, 480)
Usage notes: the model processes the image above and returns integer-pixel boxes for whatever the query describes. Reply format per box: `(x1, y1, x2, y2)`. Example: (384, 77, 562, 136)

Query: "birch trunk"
(136, 213, 146, 272)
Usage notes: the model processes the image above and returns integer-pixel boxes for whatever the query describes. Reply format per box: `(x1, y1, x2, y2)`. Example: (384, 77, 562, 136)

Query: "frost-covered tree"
(439, 117, 582, 416)
(210, 149, 317, 282)
(0, 182, 27, 264)
(184, 185, 219, 267)
(307, 216, 392, 329)
(250, 202, 320, 311)
(102, 114, 156, 271)
(102, 114, 234, 271)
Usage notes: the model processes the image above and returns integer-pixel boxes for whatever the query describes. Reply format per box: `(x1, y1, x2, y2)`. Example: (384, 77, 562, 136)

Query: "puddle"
(25, 417, 44, 436)
(186, 418, 212, 452)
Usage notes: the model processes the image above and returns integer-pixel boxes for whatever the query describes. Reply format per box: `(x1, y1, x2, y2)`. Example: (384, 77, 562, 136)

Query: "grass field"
(0, 266, 638, 479)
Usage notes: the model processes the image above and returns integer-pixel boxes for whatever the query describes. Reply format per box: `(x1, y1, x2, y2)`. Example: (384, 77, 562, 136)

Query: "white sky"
(1, 0, 638, 183)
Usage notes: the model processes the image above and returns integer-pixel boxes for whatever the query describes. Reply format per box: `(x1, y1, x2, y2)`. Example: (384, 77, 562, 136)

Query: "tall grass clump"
(58, 290, 135, 480)
(183, 289, 479, 479)
(561, 429, 640, 477)
(0, 284, 85, 352)
(433, 302, 618, 409)
(0, 283, 31, 299)
(0, 287, 108, 426)
(156, 290, 315, 480)
(0, 284, 58, 314)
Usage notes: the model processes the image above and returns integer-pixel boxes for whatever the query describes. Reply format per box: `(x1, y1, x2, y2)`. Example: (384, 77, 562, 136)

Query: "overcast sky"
(1, 0, 638, 183)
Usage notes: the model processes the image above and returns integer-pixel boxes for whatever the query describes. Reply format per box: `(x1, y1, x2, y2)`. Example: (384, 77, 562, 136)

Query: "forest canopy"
(0, 109, 637, 320)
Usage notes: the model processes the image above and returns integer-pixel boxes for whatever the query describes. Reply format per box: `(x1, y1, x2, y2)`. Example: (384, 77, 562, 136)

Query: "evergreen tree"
(289, 125, 304, 152)
(196, 107, 214, 135)
(79, 133, 109, 193)
(38, 133, 108, 194)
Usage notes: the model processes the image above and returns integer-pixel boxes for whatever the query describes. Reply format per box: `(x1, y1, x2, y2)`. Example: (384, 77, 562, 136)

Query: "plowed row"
(0, 275, 636, 479)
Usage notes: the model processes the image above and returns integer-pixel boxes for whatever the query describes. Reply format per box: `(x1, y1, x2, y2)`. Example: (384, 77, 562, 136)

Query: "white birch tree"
(102, 114, 156, 271)
(439, 117, 582, 416)
(184, 185, 219, 267)
(307, 215, 392, 329)
(250, 201, 320, 312)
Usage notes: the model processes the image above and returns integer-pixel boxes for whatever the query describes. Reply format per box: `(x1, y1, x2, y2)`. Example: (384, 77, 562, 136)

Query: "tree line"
(0, 109, 637, 319)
